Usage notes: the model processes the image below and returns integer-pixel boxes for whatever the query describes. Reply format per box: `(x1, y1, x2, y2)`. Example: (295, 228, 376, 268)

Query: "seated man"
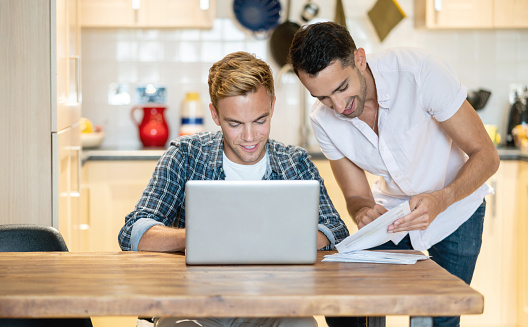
(118, 51, 349, 327)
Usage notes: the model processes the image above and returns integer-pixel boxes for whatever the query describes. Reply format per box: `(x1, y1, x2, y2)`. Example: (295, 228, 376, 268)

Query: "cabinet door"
(80, 0, 144, 27)
(55, 0, 81, 132)
(461, 161, 518, 327)
(495, 0, 528, 28)
(145, 0, 215, 28)
(56, 124, 83, 251)
(518, 161, 528, 327)
(84, 160, 158, 251)
(415, 0, 493, 28)
(80, 0, 214, 28)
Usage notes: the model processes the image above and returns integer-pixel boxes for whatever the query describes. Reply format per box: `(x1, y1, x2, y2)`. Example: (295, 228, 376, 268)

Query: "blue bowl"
(233, 0, 282, 33)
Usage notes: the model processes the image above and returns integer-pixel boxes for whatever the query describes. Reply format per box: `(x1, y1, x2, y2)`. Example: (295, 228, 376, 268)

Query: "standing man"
(119, 51, 349, 327)
(289, 22, 499, 327)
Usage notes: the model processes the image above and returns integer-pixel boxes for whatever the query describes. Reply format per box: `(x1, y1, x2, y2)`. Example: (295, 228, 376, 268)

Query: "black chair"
(0, 224, 93, 327)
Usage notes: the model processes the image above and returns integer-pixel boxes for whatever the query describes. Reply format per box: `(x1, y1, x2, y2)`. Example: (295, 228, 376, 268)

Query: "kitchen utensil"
(233, 0, 281, 38)
(367, 0, 406, 42)
(130, 105, 169, 147)
(506, 95, 528, 146)
(301, 0, 319, 22)
(270, 0, 300, 67)
(334, 0, 347, 27)
(467, 89, 491, 110)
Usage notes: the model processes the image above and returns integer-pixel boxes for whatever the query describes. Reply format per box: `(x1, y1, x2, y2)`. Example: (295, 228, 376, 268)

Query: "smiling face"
(210, 85, 275, 165)
(299, 60, 367, 119)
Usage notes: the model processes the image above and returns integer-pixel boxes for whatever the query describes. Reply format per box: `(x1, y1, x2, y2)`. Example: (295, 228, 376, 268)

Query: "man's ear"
(354, 48, 367, 71)
(209, 103, 220, 126)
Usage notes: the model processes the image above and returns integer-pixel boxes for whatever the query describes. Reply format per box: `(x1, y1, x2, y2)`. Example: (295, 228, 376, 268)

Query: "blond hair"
(208, 51, 274, 110)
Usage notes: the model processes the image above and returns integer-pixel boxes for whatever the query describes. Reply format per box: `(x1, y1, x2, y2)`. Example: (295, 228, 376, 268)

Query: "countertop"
(83, 145, 528, 163)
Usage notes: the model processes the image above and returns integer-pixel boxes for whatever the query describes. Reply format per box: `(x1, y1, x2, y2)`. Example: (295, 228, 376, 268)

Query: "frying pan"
(270, 0, 301, 67)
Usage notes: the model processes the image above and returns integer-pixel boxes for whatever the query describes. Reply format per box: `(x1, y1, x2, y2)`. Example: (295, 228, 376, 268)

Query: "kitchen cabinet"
(462, 160, 519, 327)
(0, 0, 82, 244)
(518, 161, 528, 327)
(82, 160, 157, 251)
(414, 0, 528, 29)
(80, 0, 216, 29)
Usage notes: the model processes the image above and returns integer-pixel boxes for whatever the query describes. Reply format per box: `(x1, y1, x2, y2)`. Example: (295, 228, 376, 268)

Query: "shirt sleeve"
(118, 146, 187, 251)
(418, 53, 468, 122)
(298, 152, 350, 250)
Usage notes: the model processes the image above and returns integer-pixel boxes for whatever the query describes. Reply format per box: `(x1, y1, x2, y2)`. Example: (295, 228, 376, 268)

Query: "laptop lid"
(185, 180, 320, 265)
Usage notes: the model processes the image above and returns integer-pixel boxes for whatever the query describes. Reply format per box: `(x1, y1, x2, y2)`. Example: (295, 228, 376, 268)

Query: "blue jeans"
(326, 201, 486, 327)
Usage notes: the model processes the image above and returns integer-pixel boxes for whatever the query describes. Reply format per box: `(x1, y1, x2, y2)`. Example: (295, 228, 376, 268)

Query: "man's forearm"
(433, 147, 499, 213)
(138, 225, 186, 252)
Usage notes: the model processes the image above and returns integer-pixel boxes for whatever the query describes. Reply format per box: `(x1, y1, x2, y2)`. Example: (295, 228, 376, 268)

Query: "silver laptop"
(185, 180, 320, 265)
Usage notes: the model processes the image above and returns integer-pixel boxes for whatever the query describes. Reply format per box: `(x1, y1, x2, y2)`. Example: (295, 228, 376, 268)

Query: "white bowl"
(81, 132, 105, 148)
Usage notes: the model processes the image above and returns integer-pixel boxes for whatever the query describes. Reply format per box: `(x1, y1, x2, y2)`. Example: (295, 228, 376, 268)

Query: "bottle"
(179, 92, 205, 136)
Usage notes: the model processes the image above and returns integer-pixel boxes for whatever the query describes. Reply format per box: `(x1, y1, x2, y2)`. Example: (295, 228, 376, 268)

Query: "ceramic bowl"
(81, 132, 105, 148)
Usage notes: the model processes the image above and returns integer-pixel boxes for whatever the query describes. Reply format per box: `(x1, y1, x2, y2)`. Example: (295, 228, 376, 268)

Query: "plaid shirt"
(118, 131, 349, 251)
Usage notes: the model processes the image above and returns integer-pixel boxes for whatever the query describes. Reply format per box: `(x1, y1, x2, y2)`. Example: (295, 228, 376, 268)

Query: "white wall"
(81, 0, 528, 149)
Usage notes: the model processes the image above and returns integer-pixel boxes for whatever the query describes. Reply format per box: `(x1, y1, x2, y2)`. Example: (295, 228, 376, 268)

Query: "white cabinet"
(0, 0, 83, 250)
(462, 161, 519, 327)
(414, 0, 528, 28)
(80, 0, 216, 28)
(82, 160, 157, 251)
(518, 161, 528, 327)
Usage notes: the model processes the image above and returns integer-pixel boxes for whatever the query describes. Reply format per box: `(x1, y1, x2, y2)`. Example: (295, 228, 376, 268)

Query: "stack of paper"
(327, 201, 429, 264)
(323, 250, 429, 265)
(336, 201, 411, 253)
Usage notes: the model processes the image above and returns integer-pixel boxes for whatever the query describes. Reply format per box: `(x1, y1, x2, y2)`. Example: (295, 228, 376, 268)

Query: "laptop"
(185, 180, 320, 265)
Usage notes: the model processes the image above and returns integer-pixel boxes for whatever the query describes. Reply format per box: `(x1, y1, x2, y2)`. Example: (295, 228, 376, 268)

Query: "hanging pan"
(233, 0, 282, 39)
(269, 0, 301, 67)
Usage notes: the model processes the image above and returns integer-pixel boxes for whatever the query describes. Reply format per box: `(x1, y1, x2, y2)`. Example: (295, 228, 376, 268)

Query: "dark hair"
(289, 22, 357, 76)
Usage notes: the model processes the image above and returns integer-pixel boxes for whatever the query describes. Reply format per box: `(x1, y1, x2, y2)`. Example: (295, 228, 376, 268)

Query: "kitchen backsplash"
(81, 0, 528, 150)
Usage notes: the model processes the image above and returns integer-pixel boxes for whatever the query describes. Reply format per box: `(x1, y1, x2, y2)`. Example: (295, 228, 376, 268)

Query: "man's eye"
(255, 120, 266, 125)
(228, 123, 239, 128)
(339, 84, 349, 92)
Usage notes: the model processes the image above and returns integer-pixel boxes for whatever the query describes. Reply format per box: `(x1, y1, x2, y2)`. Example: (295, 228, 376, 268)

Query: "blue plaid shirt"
(118, 131, 349, 251)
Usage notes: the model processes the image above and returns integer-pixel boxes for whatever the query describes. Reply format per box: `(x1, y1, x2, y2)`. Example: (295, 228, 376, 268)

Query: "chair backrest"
(0, 224, 68, 252)
(0, 225, 93, 327)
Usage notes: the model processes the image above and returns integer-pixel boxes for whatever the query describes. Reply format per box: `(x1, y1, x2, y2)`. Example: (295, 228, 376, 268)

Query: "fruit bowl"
(81, 132, 105, 148)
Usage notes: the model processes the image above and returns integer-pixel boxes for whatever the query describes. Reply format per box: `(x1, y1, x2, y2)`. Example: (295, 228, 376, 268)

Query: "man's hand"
(388, 192, 447, 233)
(355, 204, 388, 229)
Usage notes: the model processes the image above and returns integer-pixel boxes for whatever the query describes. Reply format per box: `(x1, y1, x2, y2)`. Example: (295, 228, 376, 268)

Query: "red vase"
(131, 105, 169, 147)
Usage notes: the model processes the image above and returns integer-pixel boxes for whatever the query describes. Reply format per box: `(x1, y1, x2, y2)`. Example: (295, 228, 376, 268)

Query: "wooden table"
(0, 251, 483, 326)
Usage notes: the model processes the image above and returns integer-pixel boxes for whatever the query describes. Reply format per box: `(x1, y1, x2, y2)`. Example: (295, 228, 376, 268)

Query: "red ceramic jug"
(130, 105, 169, 147)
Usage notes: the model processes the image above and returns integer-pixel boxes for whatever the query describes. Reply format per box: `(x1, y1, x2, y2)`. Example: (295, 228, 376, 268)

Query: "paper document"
(336, 201, 411, 253)
(323, 250, 429, 265)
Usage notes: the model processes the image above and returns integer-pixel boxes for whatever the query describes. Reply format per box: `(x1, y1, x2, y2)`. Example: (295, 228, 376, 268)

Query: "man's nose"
(332, 96, 347, 114)
(241, 124, 255, 141)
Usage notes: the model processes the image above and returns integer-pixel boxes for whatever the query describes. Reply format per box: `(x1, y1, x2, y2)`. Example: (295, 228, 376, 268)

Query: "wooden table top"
(0, 251, 483, 318)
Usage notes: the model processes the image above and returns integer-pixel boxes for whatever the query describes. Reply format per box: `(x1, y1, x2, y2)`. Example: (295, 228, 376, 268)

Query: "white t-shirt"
(310, 47, 492, 251)
(223, 151, 268, 181)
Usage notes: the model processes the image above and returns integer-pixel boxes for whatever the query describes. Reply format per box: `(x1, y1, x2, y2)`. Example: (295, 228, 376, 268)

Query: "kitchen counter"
(83, 145, 528, 163)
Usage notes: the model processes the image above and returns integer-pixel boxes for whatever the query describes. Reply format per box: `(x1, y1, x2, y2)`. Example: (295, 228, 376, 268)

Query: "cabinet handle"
(69, 56, 80, 105)
(70, 146, 82, 197)
(434, 0, 442, 11)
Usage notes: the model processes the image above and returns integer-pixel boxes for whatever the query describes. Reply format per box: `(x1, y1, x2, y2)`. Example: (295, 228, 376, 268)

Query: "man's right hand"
(355, 204, 388, 229)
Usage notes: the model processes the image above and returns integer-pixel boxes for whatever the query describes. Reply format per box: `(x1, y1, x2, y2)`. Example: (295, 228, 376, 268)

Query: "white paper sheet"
(336, 201, 411, 253)
(322, 250, 429, 265)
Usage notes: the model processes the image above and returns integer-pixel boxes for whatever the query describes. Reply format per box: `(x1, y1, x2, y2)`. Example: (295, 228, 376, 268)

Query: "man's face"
(298, 60, 367, 119)
(210, 85, 275, 165)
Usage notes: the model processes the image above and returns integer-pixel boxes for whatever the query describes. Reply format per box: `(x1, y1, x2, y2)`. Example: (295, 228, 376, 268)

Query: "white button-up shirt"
(310, 47, 492, 251)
